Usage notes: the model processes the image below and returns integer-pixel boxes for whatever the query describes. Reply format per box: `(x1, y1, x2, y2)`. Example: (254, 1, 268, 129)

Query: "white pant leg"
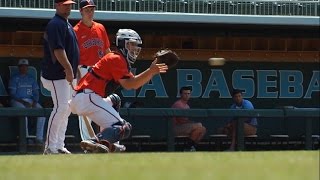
(77, 66, 93, 140)
(10, 100, 29, 137)
(70, 93, 120, 130)
(41, 77, 72, 150)
(88, 94, 120, 130)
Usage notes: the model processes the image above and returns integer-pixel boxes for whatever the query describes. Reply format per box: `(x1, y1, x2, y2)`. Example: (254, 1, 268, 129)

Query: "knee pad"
(108, 93, 121, 112)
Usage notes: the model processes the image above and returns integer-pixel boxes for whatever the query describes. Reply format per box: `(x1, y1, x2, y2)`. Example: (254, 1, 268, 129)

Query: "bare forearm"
(120, 68, 154, 90)
(119, 60, 168, 90)
(54, 49, 72, 72)
(106, 48, 111, 54)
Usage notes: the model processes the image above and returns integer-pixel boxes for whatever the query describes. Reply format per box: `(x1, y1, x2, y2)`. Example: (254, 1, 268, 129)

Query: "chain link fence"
(0, 0, 319, 16)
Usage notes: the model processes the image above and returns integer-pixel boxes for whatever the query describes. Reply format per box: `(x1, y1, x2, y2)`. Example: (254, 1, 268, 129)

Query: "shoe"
(98, 139, 116, 152)
(80, 140, 109, 153)
(43, 148, 59, 155)
(114, 143, 126, 152)
(57, 147, 72, 154)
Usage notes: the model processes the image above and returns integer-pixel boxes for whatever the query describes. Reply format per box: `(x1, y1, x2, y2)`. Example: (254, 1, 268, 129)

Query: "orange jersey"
(74, 21, 110, 66)
(75, 52, 133, 97)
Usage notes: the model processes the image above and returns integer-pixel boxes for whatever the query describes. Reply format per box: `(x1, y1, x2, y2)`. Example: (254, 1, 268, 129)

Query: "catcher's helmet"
(116, 29, 142, 65)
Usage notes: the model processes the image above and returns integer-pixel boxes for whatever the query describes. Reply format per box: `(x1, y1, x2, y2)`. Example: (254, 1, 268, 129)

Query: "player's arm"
(102, 25, 111, 55)
(106, 48, 111, 54)
(118, 60, 168, 90)
(227, 104, 237, 123)
(54, 49, 74, 82)
(48, 23, 74, 82)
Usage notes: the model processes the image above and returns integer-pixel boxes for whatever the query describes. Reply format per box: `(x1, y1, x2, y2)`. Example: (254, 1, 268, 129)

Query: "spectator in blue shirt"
(219, 89, 258, 151)
(8, 59, 46, 144)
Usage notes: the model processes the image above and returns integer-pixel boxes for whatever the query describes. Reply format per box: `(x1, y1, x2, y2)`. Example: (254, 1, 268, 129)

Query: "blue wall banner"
(0, 59, 319, 108)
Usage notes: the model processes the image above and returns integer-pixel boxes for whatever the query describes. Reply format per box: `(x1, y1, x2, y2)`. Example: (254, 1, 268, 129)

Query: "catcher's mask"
(116, 29, 142, 65)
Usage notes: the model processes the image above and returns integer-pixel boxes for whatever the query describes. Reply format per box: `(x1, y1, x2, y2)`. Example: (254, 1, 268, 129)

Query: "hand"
(65, 69, 74, 83)
(149, 59, 168, 75)
(153, 49, 179, 69)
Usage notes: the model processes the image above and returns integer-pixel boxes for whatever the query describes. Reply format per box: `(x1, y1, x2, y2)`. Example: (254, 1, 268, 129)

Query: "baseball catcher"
(69, 29, 168, 153)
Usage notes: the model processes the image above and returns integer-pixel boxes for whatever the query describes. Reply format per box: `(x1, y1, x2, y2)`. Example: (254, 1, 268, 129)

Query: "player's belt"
(76, 89, 94, 94)
(88, 67, 104, 80)
(80, 65, 88, 69)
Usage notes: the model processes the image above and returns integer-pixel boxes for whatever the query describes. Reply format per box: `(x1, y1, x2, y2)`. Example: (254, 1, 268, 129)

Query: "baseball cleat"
(114, 143, 126, 152)
(43, 147, 72, 155)
(80, 140, 109, 153)
(57, 147, 72, 154)
(43, 148, 59, 155)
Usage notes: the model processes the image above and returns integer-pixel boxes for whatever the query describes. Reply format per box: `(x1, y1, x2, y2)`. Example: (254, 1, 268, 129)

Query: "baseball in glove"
(154, 49, 179, 69)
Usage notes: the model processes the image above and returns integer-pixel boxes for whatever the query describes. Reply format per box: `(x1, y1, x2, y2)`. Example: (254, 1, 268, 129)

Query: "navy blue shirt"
(230, 99, 258, 127)
(41, 14, 79, 80)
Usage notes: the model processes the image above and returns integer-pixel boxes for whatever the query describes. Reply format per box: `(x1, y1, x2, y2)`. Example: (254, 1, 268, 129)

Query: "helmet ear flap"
(116, 37, 125, 49)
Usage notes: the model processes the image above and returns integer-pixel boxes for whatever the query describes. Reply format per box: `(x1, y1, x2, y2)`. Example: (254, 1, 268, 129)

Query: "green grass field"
(0, 151, 319, 180)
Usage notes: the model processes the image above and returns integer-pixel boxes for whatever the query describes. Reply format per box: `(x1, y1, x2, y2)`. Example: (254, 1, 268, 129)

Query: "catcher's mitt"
(154, 49, 179, 69)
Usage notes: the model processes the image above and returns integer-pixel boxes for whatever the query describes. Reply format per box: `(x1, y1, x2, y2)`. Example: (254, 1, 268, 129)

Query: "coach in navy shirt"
(41, 0, 79, 155)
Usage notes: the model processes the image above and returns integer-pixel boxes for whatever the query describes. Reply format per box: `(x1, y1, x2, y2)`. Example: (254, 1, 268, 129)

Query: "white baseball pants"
(69, 90, 121, 131)
(41, 76, 74, 150)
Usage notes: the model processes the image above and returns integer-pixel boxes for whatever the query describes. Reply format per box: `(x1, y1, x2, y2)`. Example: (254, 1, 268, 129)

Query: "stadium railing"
(0, 107, 319, 153)
(0, 0, 319, 16)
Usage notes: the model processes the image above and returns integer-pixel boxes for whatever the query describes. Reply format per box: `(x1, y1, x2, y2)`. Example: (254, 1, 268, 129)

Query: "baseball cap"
(55, 0, 76, 5)
(18, 59, 29, 66)
(80, 0, 96, 9)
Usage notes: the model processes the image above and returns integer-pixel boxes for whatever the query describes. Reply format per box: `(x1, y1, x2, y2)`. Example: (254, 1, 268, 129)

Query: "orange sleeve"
(109, 55, 133, 82)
